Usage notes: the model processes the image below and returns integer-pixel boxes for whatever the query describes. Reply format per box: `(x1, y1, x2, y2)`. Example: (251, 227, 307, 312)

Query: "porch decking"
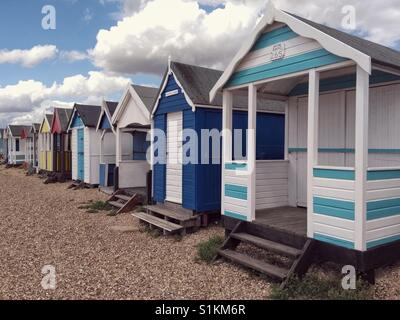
(255, 206, 307, 237)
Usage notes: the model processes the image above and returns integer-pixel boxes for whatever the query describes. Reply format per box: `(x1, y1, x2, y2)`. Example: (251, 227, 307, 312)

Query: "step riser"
(231, 234, 301, 259)
(223, 216, 306, 249)
(149, 212, 200, 228)
(218, 250, 287, 281)
(162, 201, 194, 216)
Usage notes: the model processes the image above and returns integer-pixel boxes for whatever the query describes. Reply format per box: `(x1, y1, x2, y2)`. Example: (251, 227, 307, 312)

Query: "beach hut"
(6, 125, 31, 165)
(210, 3, 400, 284)
(0, 128, 5, 160)
(133, 60, 285, 234)
(108, 84, 158, 213)
(38, 114, 54, 172)
(67, 103, 102, 186)
(96, 100, 118, 191)
(51, 108, 73, 179)
(21, 123, 40, 169)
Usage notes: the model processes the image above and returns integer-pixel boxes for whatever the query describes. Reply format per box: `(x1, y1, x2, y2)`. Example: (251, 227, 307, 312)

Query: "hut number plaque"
(271, 43, 286, 61)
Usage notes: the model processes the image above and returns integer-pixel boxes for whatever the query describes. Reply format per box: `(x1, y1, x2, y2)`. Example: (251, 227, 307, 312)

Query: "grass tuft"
(270, 273, 373, 300)
(196, 235, 225, 263)
(79, 201, 113, 213)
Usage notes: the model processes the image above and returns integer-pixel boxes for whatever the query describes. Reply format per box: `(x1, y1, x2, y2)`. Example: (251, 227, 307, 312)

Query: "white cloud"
(90, 0, 266, 75)
(272, 0, 400, 46)
(60, 50, 89, 62)
(0, 71, 130, 125)
(9, 100, 74, 125)
(0, 45, 58, 68)
(90, 0, 400, 77)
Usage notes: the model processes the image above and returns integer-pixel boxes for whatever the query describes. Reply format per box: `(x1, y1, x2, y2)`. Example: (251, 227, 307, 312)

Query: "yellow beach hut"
(38, 113, 54, 172)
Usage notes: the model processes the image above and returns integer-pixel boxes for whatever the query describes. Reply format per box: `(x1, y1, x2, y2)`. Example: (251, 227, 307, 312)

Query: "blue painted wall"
(153, 73, 285, 212)
(99, 163, 106, 187)
(194, 108, 224, 212)
(183, 109, 197, 210)
(99, 113, 111, 130)
(233, 111, 285, 160)
(225, 25, 347, 88)
(77, 128, 84, 181)
(71, 113, 84, 128)
(132, 131, 150, 160)
(153, 114, 166, 203)
(154, 74, 191, 115)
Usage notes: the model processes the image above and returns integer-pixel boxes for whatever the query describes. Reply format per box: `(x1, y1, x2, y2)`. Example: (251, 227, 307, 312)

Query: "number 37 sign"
(271, 43, 285, 61)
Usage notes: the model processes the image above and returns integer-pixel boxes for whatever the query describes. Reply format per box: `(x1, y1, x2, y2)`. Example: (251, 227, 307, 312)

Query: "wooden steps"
(231, 233, 302, 259)
(132, 211, 183, 233)
(132, 203, 201, 236)
(68, 181, 85, 190)
(215, 222, 315, 288)
(108, 201, 124, 208)
(218, 249, 288, 281)
(145, 205, 196, 222)
(107, 190, 144, 214)
(115, 194, 131, 202)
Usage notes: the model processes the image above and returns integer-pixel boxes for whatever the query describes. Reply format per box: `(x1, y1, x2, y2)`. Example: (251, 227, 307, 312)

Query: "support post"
(222, 90, 233, 218)
(116, 127, 121, 167)
(354, 65, 369, 251)
(307, 69, 320, 238)
(284, 101, 289, 160)
(248, 84, 257, 222)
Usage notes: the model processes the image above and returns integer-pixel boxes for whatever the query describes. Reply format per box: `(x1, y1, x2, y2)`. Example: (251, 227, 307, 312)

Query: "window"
(15, 139, 20, 152)
(132, 131, 150, 161)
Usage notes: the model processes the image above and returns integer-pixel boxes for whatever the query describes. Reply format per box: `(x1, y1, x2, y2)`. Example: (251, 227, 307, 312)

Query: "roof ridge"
(288, 12, 400, 56)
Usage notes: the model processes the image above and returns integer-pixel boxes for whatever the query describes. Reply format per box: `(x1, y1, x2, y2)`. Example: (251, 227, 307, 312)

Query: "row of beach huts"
(2, 6, 400, 285)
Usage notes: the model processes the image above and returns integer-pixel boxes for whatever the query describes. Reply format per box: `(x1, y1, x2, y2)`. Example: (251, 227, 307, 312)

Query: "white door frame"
(166, 111, 183, 204)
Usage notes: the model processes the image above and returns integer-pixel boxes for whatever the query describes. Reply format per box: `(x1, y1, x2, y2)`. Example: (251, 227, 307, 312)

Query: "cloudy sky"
(0, 0, 400, 127)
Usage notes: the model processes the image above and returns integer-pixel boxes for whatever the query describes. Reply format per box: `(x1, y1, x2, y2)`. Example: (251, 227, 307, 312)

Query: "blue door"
(77, 129, 84, 181)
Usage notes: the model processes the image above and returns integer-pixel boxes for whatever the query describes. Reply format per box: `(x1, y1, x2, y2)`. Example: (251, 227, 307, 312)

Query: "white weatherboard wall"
(119, 161, 150, 189)
(166, 112, 183, 204)
(366, 172, 400, 249)
(288, 84, 400, 209)
(287, 82, 400, 250)
(256, 160, 289, 210)
(8, 137, 26, 164)
(312, 170, 356, 249)
(101, 132, 116, 165)
(84, 128, 102, 185)
(224, 163, 251, 221)
(236, 24, 324, 75)
(71, 129, 77, 180)
(120, 132, 134, 161)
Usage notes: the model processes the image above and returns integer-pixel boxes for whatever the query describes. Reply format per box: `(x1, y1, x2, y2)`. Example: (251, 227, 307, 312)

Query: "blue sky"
(0, 0, 400, 127)
(0, 0, 218, 88)
(0, 0, 119, 86)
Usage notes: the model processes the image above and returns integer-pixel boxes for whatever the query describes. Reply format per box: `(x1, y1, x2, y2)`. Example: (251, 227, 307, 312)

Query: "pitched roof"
(54, 107, 73, 132)
(163, 61, 284, 112)
(131, 85, 158, 112)
(45, 114, 54, 127)
(171, 61, 223, 106)
(105, 101, 118, 117)
(8, 125, 31, 137)
(74, 104, 102, 127)
(33, 123, 41, 132)
(288, 13, 400, 70)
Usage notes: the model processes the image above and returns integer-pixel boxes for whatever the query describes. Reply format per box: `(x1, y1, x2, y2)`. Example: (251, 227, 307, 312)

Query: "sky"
(0, 0, 400, 127)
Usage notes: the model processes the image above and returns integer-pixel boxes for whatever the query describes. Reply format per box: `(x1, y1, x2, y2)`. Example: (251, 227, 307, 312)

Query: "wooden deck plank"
(145, 205, 196, 222)
(132, 212, 183, 232)
(218, 249, 288, 280)
(231, 233, 302, 258)
(255, 206, 307, 236)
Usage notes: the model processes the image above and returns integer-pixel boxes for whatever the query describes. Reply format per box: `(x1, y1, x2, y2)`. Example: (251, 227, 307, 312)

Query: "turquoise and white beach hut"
(211, 4, 400, 283)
